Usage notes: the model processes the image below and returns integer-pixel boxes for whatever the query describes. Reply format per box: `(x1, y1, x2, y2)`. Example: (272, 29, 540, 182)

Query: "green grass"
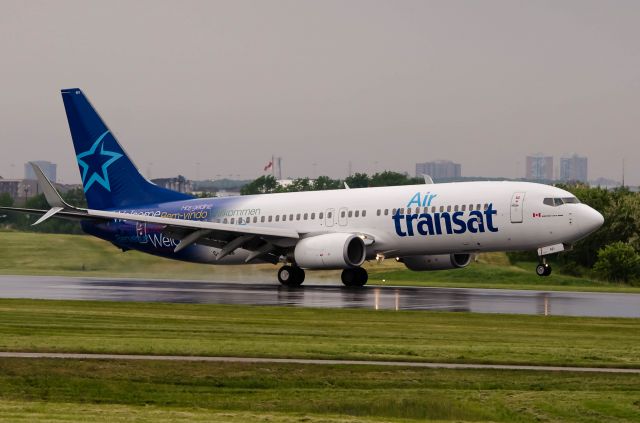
(0, 359, 638, 422)
(0, 299, 639, 368)
(1, 230, 638, 292)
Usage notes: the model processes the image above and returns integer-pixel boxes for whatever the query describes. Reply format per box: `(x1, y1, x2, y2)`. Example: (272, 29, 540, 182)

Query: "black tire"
(353, 267, 368, 287)
(278, 265, 305, 286)
(543, 264, 552, 276)
(341, 269, 356, 286)
(342, 267, 368, 287)
(292, 267, 305, 286)
(536, 264, 546, 277)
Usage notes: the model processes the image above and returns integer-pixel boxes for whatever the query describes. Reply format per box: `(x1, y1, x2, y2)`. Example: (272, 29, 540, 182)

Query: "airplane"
(1, 89, 604, 287)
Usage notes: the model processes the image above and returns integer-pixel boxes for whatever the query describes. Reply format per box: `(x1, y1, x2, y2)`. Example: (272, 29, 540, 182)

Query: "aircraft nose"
(581, 205, 604, 235)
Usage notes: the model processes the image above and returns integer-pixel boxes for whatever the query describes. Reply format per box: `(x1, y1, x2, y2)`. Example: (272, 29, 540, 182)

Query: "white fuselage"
(121, 180, 604, 265)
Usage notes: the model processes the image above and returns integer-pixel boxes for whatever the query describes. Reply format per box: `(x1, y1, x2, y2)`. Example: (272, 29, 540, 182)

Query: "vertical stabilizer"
(61, 89, 193, 210)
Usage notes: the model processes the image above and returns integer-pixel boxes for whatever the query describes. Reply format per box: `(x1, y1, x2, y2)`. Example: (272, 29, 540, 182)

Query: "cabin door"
(510, 192, 525, 223)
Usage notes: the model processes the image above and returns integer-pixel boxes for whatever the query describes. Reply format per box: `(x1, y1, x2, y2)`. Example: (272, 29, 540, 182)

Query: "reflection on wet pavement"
(0, 275, 638, 318)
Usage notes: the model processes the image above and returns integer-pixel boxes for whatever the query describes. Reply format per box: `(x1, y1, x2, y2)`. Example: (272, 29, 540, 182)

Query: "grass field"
(0, 299, 638, 422)
(0, 299, 638, 368)
(0, 359, 639, 422)
(1, 230, 637, 292)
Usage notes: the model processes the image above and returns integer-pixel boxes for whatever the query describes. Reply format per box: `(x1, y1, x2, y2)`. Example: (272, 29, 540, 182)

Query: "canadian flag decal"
(533, 212, 542, 218)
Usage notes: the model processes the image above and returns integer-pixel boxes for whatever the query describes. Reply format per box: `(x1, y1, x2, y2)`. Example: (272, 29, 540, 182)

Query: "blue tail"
(61, 88, 194, 210)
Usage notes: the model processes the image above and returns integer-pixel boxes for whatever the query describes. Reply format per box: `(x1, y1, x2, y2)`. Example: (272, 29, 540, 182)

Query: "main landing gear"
(341, 267, 368, 287)
(536, 259, 552, 277)
(278, 265, 305, 287)
(276, 266, 369, 287)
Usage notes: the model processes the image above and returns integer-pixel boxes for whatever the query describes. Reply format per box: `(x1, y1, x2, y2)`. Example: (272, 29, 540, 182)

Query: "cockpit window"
(543, 197, 581, 207)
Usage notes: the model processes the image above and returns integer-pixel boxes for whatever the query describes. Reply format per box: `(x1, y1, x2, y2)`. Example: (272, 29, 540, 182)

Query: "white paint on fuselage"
(128, 181, 603, 265)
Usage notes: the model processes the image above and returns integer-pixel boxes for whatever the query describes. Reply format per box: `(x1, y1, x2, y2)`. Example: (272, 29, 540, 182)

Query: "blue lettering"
(416, 213, 434, 235)
(393, 211, 407, 237)
(452, 211, 467, 234)
(407, 192, 422, 208)
(484, 204, 498, 232)
(392, 202, 498, 237)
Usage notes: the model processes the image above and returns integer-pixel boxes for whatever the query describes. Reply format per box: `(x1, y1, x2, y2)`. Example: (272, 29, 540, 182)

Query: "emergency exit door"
(510, 192, 525, 223)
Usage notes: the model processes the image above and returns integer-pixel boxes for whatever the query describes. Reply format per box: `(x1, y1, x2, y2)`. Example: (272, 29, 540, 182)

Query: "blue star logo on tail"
(76, 130, 123, 193)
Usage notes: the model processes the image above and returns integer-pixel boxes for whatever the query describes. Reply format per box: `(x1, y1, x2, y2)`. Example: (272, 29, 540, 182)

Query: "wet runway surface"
(0, 275, 639, 318)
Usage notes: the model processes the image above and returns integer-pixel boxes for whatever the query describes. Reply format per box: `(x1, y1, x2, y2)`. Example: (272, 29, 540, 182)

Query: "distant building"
(525, 154, 553, 180)
(151, 175, 193, 194)
(0, 179, 40, 204)
(560, 154, 588, 183)
(415, 160, 461, 179)
(24, 161, 57, 182)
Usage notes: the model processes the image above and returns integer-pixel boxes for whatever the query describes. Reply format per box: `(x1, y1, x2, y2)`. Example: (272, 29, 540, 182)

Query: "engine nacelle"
(399, 253, 472, 271)
(294, 233, 366, 269)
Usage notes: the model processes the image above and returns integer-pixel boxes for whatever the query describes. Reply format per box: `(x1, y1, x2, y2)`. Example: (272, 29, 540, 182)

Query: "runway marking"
(0, 352, 638, 374)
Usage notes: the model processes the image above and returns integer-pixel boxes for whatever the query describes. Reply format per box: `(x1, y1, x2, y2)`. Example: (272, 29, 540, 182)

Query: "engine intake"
(294, 233, 366, 269)
(399, 253, 472, 271)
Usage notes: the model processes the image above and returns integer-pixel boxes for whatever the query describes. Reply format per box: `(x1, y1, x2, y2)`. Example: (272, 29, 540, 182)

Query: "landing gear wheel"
(341, 267, 368, 287)
(278, 265, 305, 286)
(536, 263, 551, 277)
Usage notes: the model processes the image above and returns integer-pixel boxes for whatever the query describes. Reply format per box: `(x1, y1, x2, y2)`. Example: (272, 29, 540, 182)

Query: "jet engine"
(294, 233, 366, 269)
(399, 253, 472, 271)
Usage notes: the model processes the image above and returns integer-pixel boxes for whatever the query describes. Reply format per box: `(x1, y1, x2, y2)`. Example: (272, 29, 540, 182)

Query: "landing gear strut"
(536, 258, 552, 277)
(278, 265, 305, 286)
(341, 267, 368, 287)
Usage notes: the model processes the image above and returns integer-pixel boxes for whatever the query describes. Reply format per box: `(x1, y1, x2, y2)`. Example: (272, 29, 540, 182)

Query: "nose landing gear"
(536, 259, 552, 277)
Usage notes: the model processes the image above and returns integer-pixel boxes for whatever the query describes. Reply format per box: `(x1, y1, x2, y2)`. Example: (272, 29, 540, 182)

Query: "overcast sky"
(1, 0, 638, 184)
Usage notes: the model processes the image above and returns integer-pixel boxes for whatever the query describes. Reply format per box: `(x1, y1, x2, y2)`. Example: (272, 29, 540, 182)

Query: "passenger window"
(431, 206, 436, 213)
(230, 218, 235, 224)
(484, 204, 488, 210)
(275, 215, 280, 222)
(439, 206, 444, 213)
(446, 205, 451, 212)
(392, 208, 397, 215)
(407, 207, 412, 214)
(326, 212, 331, 219)
(454, 205, 459, 212)
(223, 218, 228, 224)
(311, 212, 315, 219)
(469, 204, 473, 211)
(304, 213, 308, 220)
(355, 210, 359, 217)
(319, 212, 324, 219)
(341, 211, 346, 218)
(254, 217, 258, 223)
(282, 215, 287, 221)
(362, 210, 366, 217)
(476, 204, 481, 210)
(377, 209, 381, 216)
(384, 209, 389, 216)
(348, 211, 353, 218)
(461, 205, 466, 212)
(296, 213, 301, 220)
(289, 214, 294, 221)
(268, 216, 272, 222)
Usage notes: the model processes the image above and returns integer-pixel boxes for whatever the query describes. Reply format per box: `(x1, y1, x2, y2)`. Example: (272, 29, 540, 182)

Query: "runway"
(1, 275, 639, 317)
(1, 352, 638, 374)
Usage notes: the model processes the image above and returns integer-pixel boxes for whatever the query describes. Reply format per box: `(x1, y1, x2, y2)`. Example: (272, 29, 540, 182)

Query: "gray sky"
(1, 0, 639, 184)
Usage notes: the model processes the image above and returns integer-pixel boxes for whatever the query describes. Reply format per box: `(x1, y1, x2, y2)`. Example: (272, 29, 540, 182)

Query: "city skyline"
(0, 1, 638, 184)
